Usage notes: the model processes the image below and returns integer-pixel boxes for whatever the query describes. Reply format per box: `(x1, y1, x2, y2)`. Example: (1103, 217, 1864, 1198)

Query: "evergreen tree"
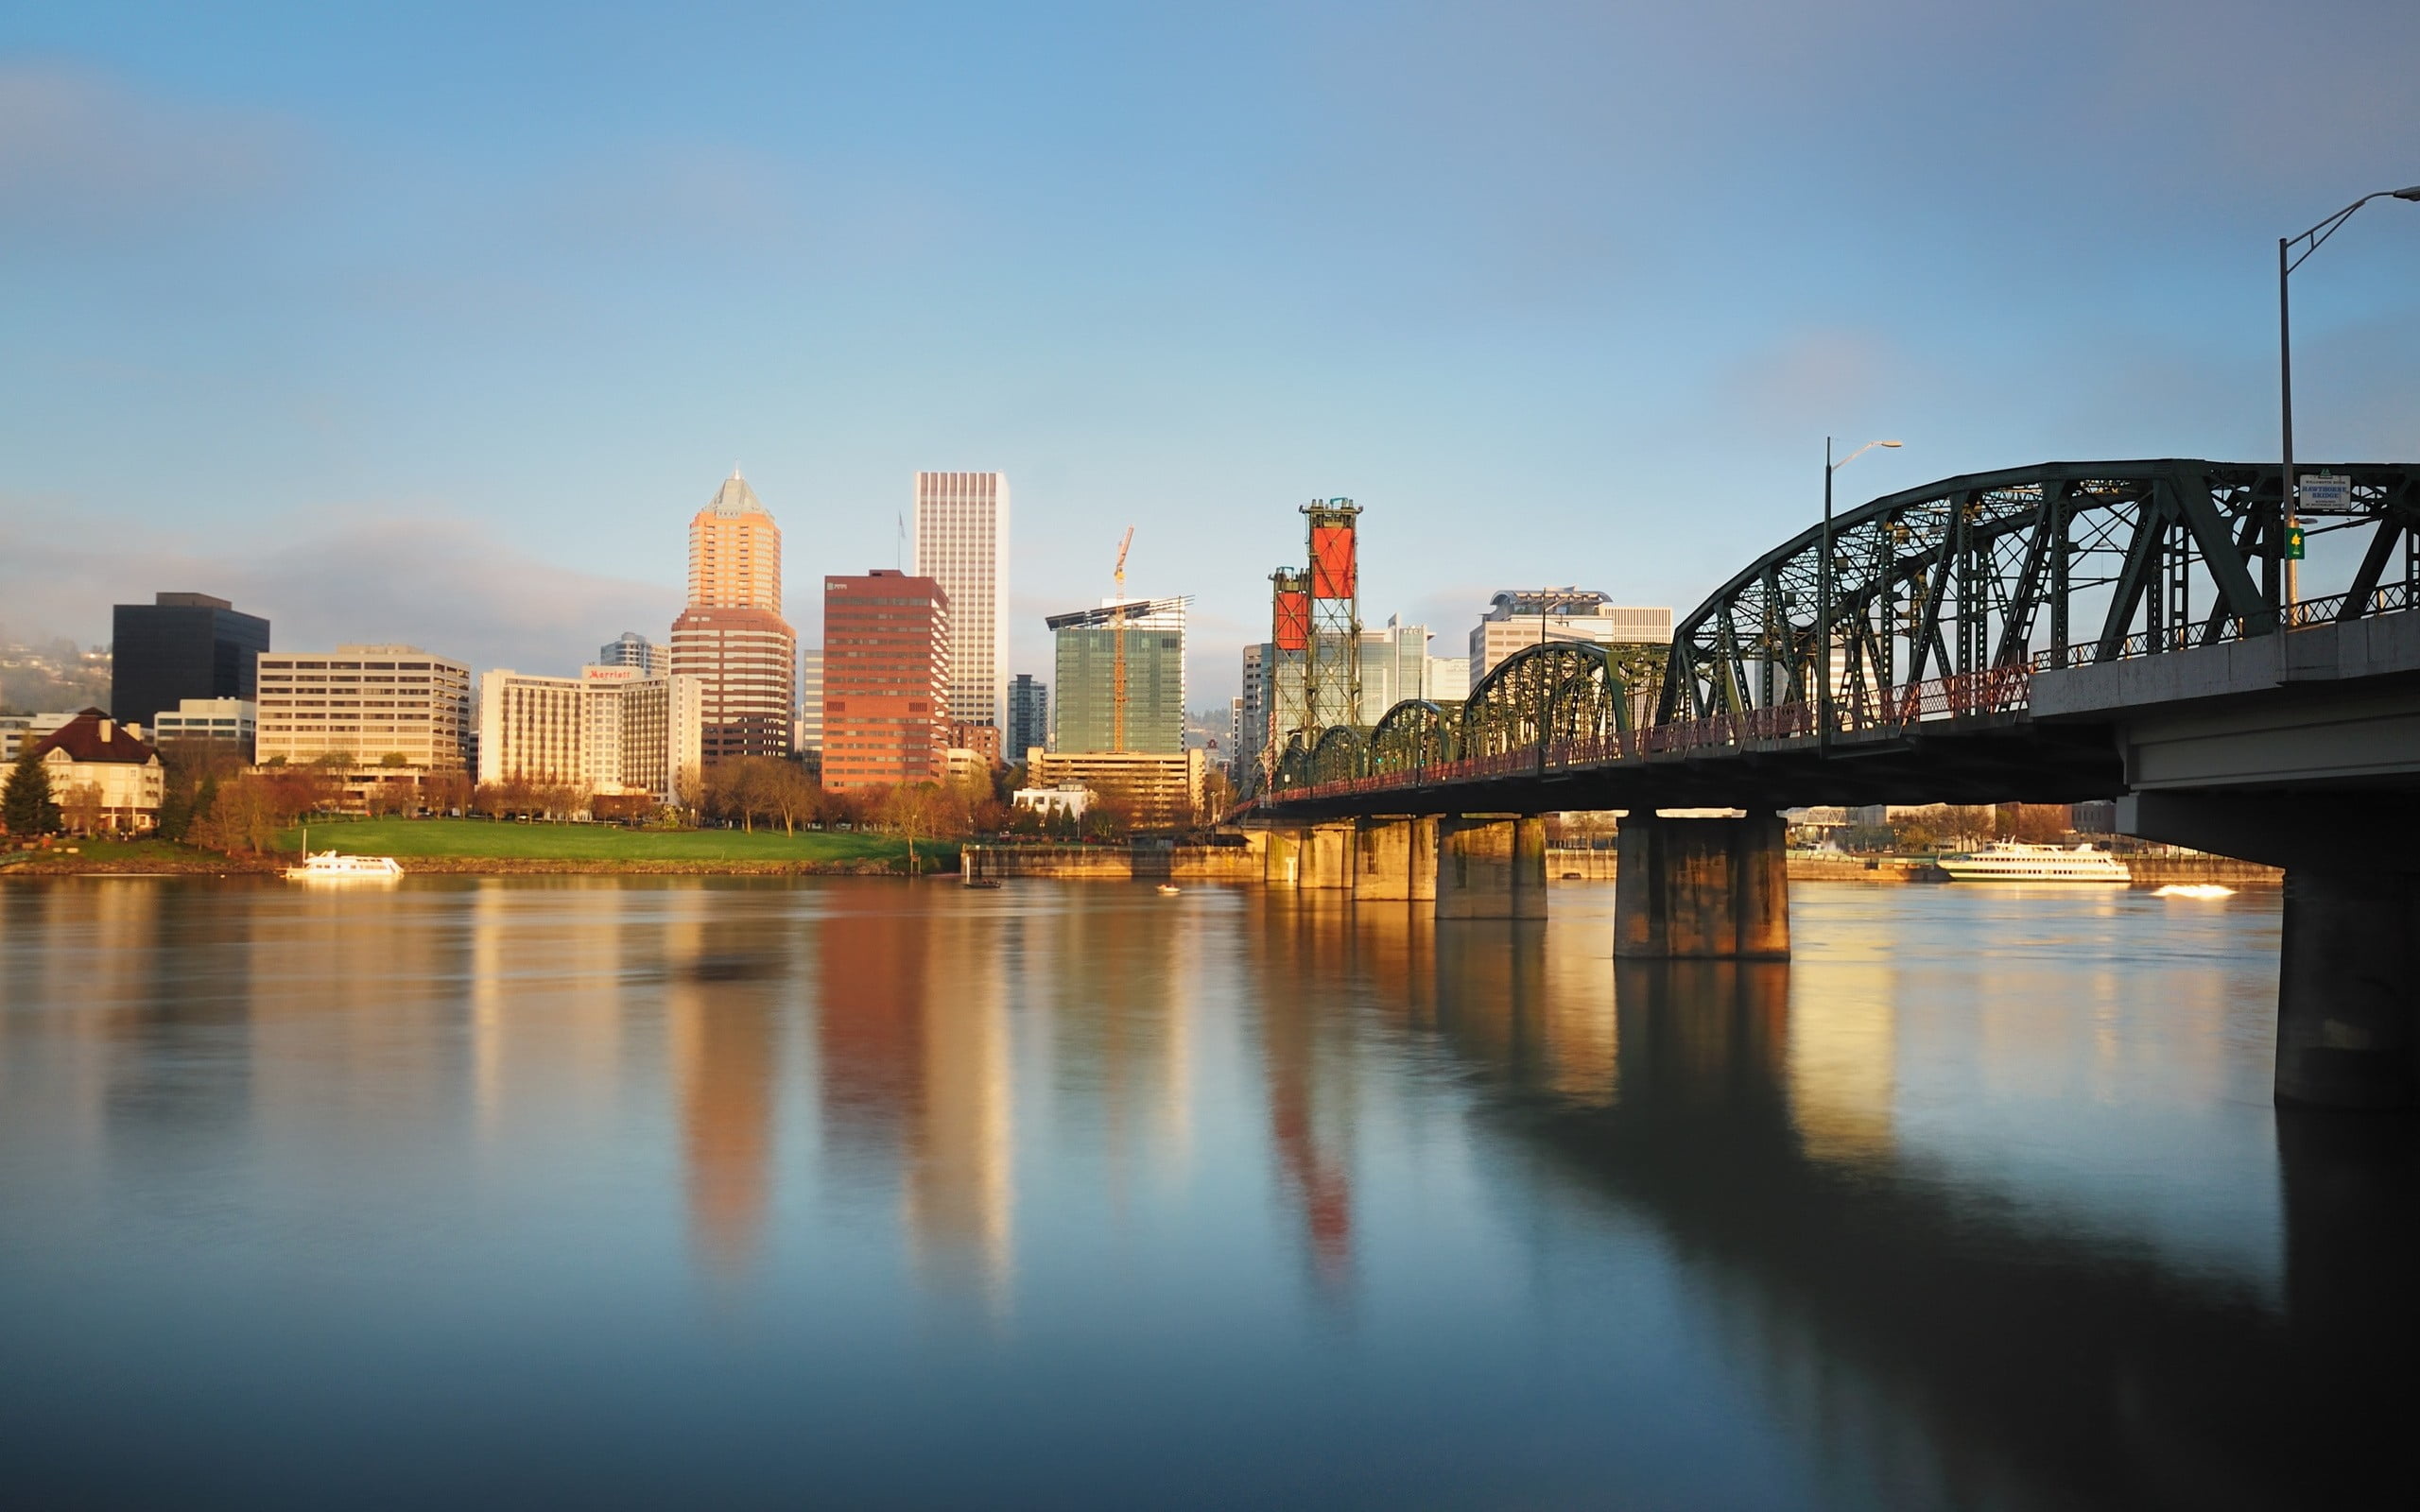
(3, 747, 61, 836)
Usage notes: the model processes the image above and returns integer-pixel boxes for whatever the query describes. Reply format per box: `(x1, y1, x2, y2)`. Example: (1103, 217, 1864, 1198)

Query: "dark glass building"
(110, 593, 271, 728)
(1007, 674, 1048, 762)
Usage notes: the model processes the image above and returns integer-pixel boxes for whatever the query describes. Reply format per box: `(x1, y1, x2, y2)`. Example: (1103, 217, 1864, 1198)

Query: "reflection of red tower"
(1266, 1005, 1352, 1283)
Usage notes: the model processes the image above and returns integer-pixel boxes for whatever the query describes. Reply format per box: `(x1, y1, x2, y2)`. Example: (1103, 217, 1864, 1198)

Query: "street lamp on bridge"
(2279, 185, 2420, 616)
(1820, 438, 1902, 752)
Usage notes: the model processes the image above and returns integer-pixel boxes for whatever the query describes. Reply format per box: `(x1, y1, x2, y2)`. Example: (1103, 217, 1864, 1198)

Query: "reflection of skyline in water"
(1, 878, 2407, 1508)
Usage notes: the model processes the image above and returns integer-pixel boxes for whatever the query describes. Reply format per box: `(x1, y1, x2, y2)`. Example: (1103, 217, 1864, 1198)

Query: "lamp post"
(2278, 185, 2420, 620)
(1820, 438, 1902, 753)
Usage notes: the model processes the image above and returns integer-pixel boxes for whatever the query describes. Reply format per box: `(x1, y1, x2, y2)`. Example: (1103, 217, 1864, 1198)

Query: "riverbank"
(2, 818, 950, 876)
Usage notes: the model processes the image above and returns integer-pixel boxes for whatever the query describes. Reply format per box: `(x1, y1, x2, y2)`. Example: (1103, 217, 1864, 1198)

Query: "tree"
(60, 781, 105, 836)
(191, 774, 285, 854)
(3, 747, 60, 836)
(767, 760, 818, 835)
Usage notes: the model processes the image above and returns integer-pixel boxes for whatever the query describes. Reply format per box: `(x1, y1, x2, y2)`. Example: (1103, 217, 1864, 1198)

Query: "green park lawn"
(277, 816, 951, 868)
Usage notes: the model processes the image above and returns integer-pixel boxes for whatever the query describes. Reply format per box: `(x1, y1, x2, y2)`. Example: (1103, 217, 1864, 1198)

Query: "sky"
(3, 0, 2416, 705)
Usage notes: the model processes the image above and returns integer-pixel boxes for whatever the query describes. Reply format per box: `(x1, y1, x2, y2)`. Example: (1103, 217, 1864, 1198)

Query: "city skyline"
(7, 6, 2414, 709)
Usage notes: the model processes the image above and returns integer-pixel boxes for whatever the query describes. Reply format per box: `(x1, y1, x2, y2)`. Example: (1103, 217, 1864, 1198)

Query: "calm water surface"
(1, 878, 2411, 1508)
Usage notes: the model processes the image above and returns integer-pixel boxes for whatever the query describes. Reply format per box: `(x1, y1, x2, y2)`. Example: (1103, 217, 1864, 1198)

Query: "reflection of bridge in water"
(1240, 461, 2420, 1108)
(1260, 892, 2414, 1509)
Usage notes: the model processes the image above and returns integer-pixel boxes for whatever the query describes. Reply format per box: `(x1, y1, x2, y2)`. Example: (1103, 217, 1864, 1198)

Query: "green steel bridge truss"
(1260, 459, 2420, 798)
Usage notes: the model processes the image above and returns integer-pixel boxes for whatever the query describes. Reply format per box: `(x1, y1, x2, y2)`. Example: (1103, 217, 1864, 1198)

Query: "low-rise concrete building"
(149, 697, 258, 759)
(1023, 747, 1204, 831)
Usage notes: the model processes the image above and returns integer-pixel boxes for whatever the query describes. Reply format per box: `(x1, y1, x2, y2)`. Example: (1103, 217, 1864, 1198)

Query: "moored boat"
(284, 850, 406, 882)
(1934, 841, 2130, 883)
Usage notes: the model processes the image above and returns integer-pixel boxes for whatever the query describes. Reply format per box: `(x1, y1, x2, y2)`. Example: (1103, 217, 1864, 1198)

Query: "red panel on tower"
(1274, 590, 1310, 651)
(1310, 524, 1357, 599)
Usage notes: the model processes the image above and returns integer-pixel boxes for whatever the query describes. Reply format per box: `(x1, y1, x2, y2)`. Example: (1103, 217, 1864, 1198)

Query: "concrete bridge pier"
(1301, 823, 1356, 890)
(2273, 870, 2417, 1109)
(1436, 816, 1547, 919)
(1259, 826, 1304, 888)
(2122, 793, 2420, 1109)
(1612, 812, 1790, 960)
(1352, 816, 1437, 902)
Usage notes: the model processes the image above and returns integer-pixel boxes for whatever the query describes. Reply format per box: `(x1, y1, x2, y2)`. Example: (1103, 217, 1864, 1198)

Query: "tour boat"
(284, 850, 406, 882)
(1157, 884, 1182, 896)
(1934, 841, 2130, 884)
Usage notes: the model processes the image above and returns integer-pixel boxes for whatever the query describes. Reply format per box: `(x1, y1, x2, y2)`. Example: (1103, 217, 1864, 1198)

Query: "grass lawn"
(1, 835, 219, 867)
(278, 816, 952, 868)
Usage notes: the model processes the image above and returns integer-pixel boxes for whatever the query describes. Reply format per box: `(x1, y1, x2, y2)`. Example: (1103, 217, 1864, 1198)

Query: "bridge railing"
(1260, 667, 2034, 804)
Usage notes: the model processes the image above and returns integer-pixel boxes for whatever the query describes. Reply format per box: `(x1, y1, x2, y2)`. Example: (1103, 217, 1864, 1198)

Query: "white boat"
(1934, 841, 2131, 883)
(284, 850, 405, 882)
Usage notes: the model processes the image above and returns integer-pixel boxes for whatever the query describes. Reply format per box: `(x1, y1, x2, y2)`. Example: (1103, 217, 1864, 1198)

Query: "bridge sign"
(2299, 473, 2354, 513)
(2285, 524, 2307, 560)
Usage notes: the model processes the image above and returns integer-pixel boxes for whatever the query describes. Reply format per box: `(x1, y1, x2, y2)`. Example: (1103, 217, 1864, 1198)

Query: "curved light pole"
(2279, 185, 2420, 618)
(1820, 438, 1902, 751)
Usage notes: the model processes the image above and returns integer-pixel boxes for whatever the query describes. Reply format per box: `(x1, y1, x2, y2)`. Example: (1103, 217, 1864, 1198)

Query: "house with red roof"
(30, 709, 164, 833)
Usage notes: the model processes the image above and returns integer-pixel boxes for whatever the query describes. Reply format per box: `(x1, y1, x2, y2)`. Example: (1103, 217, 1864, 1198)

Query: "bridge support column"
(1300, 823, 1356, 890)
(1353, 816, 1436, 902)
(1613, 811, 1789, 959)
(2275, 870, 2419, 1109)
(1260, 827, 1305, 888)
(2119, 793, 2420, 1108)
(1436, 816, 1547, 919)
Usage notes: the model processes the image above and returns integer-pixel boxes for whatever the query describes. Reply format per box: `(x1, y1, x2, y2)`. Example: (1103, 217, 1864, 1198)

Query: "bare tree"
(60, 782, 105, 836)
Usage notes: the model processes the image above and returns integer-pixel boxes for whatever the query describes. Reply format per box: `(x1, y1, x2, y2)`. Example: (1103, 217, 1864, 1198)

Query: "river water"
(0, 877, 2409, 1508)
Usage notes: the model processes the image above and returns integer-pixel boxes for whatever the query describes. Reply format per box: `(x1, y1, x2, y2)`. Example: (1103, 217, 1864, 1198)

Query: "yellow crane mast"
(1111, 526, 1134, 752)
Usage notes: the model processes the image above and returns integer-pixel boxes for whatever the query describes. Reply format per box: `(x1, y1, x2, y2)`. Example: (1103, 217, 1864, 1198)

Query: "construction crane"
(1111, 526, 1135, 751)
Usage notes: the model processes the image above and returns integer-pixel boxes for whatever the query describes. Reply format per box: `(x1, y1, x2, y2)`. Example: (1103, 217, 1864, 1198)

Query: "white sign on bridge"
(2298, 473, 2354, 512)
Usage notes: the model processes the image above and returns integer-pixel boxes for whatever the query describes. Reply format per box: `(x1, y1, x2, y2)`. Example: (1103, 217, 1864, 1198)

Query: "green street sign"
(2285, 524, 2307, 561)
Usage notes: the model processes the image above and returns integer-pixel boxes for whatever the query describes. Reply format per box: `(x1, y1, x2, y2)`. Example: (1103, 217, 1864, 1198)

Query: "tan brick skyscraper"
(671, 470, 796, 765)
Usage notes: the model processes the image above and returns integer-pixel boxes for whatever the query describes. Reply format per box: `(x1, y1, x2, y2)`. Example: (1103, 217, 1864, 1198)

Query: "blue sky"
(4, 1, 2415, 702)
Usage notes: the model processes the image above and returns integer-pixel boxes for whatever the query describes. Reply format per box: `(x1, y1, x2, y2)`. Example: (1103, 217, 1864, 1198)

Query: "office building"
(1237, 643, 1270, 782)
(1468, 591, 1672, 685)
(1357, 617, 1430, 722)
(148, 697, 258, 758)
(25, 710, 163, 833)
(596, 631, 670, 678)
(821, 570, 950, 791)
(913, 471, 1010, 736)
(1425, 654, 1470, 703)
(110, 592, 270, 728)
(475, 664, 702, 803)
(254, 645, 471, 772)
(670, 470, 797, 765)
(1007, 674, 1048, 763)
(796, 647, 824, 753)
(1023, 748, 1206, 832)
(1049, 598, 1185, 754)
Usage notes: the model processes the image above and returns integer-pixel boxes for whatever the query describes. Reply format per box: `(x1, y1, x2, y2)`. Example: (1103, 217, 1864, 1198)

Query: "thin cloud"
(0, 62, 308, 237)
(0, 501, 681, 678)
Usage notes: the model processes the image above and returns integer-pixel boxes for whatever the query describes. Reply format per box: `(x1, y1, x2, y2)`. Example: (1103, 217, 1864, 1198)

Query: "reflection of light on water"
(908, 911, 1014, 1314)
(2154, 884, 2236, 900)
(1785, 981, 1896, 1167)
(1542, 919, 1616, 1105)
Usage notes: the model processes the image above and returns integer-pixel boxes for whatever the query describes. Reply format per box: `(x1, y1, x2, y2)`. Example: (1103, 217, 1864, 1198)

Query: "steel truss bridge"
(1248, 459, 2420, 817)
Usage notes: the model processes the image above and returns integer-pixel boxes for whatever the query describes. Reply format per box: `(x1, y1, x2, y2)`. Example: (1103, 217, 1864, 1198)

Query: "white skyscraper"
(913, 471, 1011, 732)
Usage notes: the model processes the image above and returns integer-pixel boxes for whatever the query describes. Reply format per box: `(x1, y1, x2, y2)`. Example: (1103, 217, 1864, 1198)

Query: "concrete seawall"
(961, 844, 1262, 882)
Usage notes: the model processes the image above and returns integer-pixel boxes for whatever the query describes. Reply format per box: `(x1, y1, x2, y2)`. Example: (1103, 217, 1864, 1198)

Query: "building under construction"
(1044, 596, 1189, 756)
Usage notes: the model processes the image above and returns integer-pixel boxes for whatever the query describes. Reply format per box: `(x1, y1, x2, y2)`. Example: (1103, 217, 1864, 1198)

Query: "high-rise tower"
(671, 469, 796, 765)
(913, 472, 1010, 735)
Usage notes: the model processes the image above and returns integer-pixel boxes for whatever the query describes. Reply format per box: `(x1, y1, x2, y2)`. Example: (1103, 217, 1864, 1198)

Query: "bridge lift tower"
(1302, 498, 1363, 735)
(1267, 566, 1310, 788)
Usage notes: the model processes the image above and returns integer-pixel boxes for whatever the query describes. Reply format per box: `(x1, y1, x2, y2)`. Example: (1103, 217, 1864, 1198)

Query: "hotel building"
(475, 664, 703, 803)
(913, 472, 1009, 734)
(821, 570, 950, 791)
(670, 470, 797, 764)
